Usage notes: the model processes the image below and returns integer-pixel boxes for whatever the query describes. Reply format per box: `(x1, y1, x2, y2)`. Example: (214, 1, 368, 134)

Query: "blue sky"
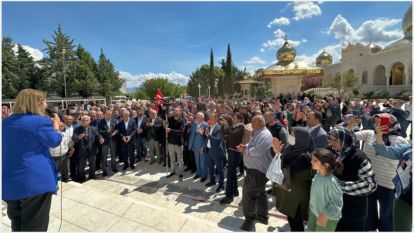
(3, 1, 411, 88)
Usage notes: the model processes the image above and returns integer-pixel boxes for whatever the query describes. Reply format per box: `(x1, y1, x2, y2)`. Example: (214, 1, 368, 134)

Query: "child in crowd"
(308, 148, 343, 231)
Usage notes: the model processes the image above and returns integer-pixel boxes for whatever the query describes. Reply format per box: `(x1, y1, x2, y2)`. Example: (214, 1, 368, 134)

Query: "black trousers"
(287, 205, 304, 231)
(242, 169, 269, 222)
(121, 141, 135, 167)
(69, 153, 78, 181)
(225, 150, 241, 198)
(78, 150, 96, 182)
(183, 148, 196, 171)
(6, 192, 53, 232)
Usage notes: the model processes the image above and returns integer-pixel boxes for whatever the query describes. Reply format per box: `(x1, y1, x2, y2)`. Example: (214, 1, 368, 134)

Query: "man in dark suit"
(117, 110, 137, 170)
(72, 115, 104, 183)
(98, 110, 119, 176)
(205, 113, 225, 193)
(306, 111, 329, 149)
(135, 107, 148, 162)
(146, 109, 163, 164)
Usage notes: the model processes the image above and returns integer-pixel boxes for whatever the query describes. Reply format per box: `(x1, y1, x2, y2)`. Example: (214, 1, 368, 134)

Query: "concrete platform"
(2, 161, 290, 232)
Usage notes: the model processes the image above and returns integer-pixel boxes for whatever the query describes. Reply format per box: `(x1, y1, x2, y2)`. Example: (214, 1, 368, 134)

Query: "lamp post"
(208, 85, 210, 99)
(198, 83, 201, 98)
(62, 48, 67, 99)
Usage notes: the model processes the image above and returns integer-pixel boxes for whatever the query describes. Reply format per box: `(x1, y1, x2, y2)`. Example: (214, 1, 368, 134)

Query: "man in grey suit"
(306, 111, 329, 149)
(72, 115, 104, 183)
(147, 109, 163, 164)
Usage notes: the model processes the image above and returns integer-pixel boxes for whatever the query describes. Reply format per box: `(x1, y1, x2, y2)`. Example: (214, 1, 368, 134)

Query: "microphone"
(45, 108, 56, 118)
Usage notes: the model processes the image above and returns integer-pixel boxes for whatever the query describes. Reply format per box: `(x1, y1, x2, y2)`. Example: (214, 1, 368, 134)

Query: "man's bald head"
(251, 115, 265, 131)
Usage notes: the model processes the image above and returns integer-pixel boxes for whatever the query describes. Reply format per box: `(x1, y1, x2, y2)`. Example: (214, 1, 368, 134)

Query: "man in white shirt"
(63, 115, 75, 182)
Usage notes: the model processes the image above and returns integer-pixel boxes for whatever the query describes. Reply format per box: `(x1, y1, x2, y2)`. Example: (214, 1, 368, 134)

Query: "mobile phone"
(379, 117, 390, 133)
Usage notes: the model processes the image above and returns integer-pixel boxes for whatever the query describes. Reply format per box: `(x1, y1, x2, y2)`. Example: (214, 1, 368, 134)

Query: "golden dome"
(316, 50, 333, 65)
(368, 42, 382, 53)
(402, 5, 412, 38)
(242, 74, 250, 80)
(277, 38, 296, 66)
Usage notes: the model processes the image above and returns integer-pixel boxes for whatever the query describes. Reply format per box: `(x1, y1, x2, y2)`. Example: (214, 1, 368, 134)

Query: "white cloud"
(292, 2, 322, 21)
(244, 56, 266, 65)
(267, 17, 290, 28)
(261, 28, 306, 51)
(296, 43, 342, 66)
(119, 71, 190, 89)
(328, 15, 403, 46)
(12, 44, 43, 61)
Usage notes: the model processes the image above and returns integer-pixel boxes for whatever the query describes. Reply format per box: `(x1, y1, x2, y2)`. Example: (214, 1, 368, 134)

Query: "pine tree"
(209, 48, 215, 96)
(218, 59, 225, 97)
(42, 24, 77, 97)
(224, 44, 234, 95)
(73, 44, 100, 97)
(2, 37, 19, 98)
(16, 45, 36, 90)
(97, 49, 124, 98)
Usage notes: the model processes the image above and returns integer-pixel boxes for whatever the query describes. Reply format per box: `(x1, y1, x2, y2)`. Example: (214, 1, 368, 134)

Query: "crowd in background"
(2, 91, 412, 232)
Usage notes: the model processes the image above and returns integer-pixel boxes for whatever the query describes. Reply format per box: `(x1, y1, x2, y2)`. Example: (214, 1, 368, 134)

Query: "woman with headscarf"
(272, 127, 314, 231)
(327, 127, 377, 231)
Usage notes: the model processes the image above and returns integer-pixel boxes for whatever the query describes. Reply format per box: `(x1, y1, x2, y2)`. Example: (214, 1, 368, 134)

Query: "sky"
(3, 1, 412, 90)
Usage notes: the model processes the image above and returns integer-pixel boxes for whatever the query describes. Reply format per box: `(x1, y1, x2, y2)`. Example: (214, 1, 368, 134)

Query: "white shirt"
(403, 103, 412, 120)
(137, 116, 144, 128)
(105, 118, 111, 129)
(124, 118, 130, 130)
(207, 123, 217, 148)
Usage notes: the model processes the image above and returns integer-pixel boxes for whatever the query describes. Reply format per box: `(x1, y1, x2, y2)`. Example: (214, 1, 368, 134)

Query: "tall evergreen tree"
(16, 45, 36, 90)
(209, 48, 215, 96)
(224, 44, 234, 95)
(218, 59, 225, 97)
(97, 49, 124, 98)
(2, 37, 19, 98)
(73, 44, 100, 97)
(42, 24, 77, 97)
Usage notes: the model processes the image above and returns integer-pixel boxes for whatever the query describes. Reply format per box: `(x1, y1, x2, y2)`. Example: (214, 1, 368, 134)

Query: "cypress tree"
(209, 48, 215, 96)
(224, 44, 234, 95)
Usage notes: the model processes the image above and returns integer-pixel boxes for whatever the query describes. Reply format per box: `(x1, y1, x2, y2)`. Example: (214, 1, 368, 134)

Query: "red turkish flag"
(154, 89, 164, 112)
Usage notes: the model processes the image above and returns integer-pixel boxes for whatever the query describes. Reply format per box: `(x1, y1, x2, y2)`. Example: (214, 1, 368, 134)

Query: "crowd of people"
(2, 88, 412, 232)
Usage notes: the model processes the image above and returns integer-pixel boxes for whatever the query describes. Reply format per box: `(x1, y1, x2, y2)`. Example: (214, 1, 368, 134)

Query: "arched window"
(374, 65, 386, 85)
(362, 71, 368, 84)
(390, 62, 405, 85)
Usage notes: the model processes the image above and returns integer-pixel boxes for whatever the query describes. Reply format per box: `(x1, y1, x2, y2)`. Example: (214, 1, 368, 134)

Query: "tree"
(139, 78, 185, 98)
(301, 75, 322, 91)
(97, 49, 124, 98)
(209, 48, 216, 96)
(42, 24, 77, 97)
(2, 37, 19, 98)
(328, 70, 358, 98)
(187, 64, 223, 98)
(217, 59, 225, 97)
(16, 44, 39, 91)
(224, 44, 234, 95)
(73, 44, 100, 97)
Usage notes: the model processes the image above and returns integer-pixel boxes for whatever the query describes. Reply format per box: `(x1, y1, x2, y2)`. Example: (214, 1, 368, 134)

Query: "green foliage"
(363, 91, 374, 99)
(209, 48, 216, 96)
(42, 24, 77, 97)
(73, 45, 100, 97)
(187, 64, 223, 97)
(224, 44, 234, 95)
(2, 37, 19, 98)
(133, 90, 149, 100)
(97, 49, 124, 98)
(139, 78, 185, 99)
(328, 70, 358, 98)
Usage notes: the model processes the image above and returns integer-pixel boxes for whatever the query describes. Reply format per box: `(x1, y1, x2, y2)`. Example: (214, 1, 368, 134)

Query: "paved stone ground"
(2, 161, 290, 232)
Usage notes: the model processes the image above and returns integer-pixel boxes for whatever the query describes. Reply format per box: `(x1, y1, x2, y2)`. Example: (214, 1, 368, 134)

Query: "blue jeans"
(135, 137, 148, 160)
(367, 185, 394, 231)
(225, 149, 241, 198)
(194, 149, 208, 178)
(208, 149, 225, 186)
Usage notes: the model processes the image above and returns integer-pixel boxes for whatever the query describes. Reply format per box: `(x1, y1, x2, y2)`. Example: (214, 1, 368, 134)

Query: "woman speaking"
(2, 89, 62, 231)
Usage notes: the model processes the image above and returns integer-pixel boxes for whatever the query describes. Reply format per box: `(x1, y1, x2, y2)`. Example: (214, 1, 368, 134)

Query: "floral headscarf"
(328, 127, 357, 159)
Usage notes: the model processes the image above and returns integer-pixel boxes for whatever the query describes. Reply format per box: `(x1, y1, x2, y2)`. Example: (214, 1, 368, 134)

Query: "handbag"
(266, 153, 284, 184)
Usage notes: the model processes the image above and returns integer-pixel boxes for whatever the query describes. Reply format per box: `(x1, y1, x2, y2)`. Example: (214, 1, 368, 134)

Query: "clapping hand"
(78, 133, 86, 139)
(99, 137, 105, 144)
(316, 213, 328, 227)
(272, 137, 284, 153)
(236, 144, 247, 154)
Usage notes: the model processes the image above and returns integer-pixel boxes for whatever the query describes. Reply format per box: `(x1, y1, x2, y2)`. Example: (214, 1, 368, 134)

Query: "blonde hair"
(12, 89, 47, 115)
